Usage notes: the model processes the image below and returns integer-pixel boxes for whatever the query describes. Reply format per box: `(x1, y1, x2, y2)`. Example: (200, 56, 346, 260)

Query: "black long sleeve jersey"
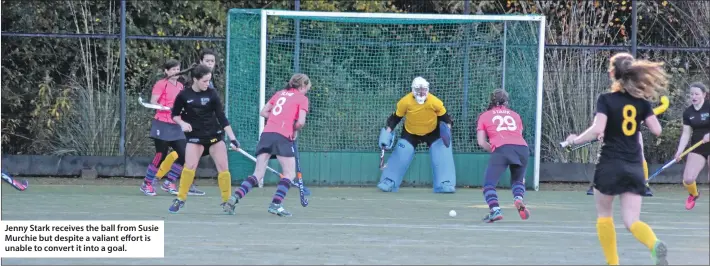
(171, 88, 230, 138)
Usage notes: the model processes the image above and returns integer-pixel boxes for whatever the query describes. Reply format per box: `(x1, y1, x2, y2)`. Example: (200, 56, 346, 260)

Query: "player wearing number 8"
(564, 53, 670, 265)
(475, 88, 529, 223)
(224, 74, 311, 217)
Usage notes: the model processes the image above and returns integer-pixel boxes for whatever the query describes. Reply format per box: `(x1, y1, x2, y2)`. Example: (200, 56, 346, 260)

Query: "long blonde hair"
(609, 53, 669, 102)
(286, 73, 310, 90)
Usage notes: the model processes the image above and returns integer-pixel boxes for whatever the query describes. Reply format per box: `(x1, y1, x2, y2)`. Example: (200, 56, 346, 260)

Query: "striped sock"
(144, 153, 162, 184)
(483, 185, 499, 210)
(512, 181, 525, 200)
(144, 164, 158, 184)
(272, 178, 291, 204)
(166, 163, 182, 183)
(236, 175, 258, 199)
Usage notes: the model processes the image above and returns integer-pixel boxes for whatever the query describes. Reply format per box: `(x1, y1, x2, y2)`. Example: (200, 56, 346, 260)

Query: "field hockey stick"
(137, 65, 199, 111)
(138, 96, 171, 110)
(561, 139, 599, 152)
(234, 148, 311, 195)
(2, 171, 28, 191)
(561, 96, 670, 150)
(648, 140, 705, 181)
(292, 139, 309, 207)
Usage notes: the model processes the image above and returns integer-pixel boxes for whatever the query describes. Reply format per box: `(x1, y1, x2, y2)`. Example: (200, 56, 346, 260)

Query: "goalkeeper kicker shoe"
(268, 203, 292, 217)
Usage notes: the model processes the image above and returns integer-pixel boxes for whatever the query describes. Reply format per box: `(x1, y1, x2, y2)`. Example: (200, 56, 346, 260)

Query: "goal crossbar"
(264, 10, 545, 22)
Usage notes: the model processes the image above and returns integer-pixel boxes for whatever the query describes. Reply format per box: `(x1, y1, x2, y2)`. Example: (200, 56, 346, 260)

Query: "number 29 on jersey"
(492, 115, 517, 132)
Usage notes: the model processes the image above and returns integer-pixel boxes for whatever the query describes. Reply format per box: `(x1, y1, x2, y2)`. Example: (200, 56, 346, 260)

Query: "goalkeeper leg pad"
(430, 138, 456, 193)
(377, 139, 415, 192)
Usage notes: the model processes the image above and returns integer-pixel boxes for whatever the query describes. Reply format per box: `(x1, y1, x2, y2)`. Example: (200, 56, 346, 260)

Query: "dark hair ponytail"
(487, 88, 509, 110)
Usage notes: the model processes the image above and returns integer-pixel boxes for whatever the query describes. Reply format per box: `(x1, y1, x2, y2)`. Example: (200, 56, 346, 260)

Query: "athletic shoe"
(514, 198, 530, 220)
(644, 185, 654, 197)
(140, 183, 156, 196)
(685, 193, 700, 210)
(651, 240, 668, 265)
(268, 203, 292, 217)
(223, 195, 239, 215)
(188, 184, 206, 196)
(168, 199, 185, 214)
(161, 180, 178, 195)
(482, 208, 503, 223)
(586, 185, 594, 195)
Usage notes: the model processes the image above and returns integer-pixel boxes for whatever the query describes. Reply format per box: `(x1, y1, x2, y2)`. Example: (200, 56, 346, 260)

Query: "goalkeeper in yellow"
(377, 77, 456, 193)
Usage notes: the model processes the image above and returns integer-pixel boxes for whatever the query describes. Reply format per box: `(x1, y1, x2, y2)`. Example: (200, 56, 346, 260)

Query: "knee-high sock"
(217, 171, 231, 202)
(684, 181, 699, 197)
(272, 178, 291, 204)
(512, 180, 525, 200)
(166, 163, 182, 183)
(630, 221, 658, 250)
(177, 168, 196, 201)
(483, 185, 499, 210)
(236, 176, 259, 199)
(144, 152, 163, 184)
(156, 151, 178, 179)
(643, 160, 649, 181)
(596, 217, 619, 265)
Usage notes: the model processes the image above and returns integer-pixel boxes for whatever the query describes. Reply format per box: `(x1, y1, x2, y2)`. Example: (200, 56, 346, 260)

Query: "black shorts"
(255, 132, 295, 158)
(593, 156, 646, 196)
(485, 144, 530, 183)
(400, 124, 440, 148)
(690, 142, 710, 159)
(186, 133, 224, 157)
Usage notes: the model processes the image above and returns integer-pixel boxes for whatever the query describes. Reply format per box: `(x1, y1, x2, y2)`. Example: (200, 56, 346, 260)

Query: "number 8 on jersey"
(271, 97, 287, 116)
(263, 90, 310, 140)
(622, 104, 637, 136)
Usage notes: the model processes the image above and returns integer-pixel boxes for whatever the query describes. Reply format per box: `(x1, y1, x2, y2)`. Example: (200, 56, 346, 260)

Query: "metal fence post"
(462, 0, 471, 137)
(631, 0, 638, 57)
(294, 0, 301, 73)
(119, 0, 127, 161)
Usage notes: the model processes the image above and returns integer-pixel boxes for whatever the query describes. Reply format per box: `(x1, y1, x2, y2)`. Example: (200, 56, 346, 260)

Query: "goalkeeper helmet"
(411, 77, 429, 104)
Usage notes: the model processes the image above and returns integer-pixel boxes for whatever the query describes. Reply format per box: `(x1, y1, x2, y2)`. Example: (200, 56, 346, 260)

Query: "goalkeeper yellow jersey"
(395, 92, 447, 136)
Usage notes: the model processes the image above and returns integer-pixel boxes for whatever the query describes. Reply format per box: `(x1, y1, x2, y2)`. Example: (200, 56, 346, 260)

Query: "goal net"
(226, 9, 546, 190)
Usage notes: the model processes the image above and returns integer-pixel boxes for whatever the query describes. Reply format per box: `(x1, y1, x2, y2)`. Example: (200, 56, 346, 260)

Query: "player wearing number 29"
(565, 53, 669, 265)
(475, 88, 530, 223)
(377, 77, 456, 193)
(167, 65, 240, 214)
(224, 74, 311, 217)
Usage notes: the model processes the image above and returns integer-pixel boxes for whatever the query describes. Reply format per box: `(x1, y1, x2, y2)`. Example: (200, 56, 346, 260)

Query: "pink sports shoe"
(161, 181, 178, 195)
(514, 199, 530, 220)
(140, 183, 156, 196)
(685, 193, 699, 210)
